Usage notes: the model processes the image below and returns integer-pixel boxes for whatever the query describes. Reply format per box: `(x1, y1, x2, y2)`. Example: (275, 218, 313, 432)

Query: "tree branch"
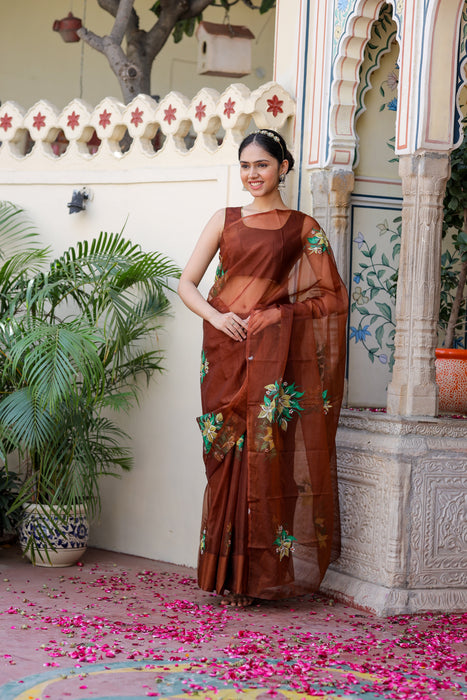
(110, 0, 136, 44)
(96, 0, 120, 17)
(77, 26, 106, 53)
(145, 0, 212, 60)
(181, 0, 259, 16)
(145, 1, 188, 61)
(180, 0, 216, 16)
(97, 0, 140, 34)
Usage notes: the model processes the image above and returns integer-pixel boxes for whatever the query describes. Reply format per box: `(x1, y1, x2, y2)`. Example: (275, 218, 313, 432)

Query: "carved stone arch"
(417, 0, 465, 152)
(353, 6, 398, 168)
(327, 0, 399, 168)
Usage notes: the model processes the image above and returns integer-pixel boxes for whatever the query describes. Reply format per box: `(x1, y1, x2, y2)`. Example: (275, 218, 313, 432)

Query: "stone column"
(310, 168, 354, 288)
(387, 151, 450, 417)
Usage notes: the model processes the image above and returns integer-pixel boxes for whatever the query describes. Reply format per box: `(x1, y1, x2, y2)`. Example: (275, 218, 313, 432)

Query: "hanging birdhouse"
(195, 21, 255, 78)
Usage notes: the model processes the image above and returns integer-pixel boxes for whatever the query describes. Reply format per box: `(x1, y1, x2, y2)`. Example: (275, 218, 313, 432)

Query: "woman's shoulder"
(205, 207, 235, 233)
(291, 210, 322, 231)
(211, 207, 242, 224)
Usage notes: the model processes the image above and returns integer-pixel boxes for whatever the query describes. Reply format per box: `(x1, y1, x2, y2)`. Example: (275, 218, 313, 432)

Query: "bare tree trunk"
(444, 208, 467, 348)
(78, 0, 213, 104)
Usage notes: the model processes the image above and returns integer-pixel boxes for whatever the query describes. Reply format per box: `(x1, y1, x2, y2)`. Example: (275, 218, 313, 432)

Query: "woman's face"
(239, 142, 287, 199)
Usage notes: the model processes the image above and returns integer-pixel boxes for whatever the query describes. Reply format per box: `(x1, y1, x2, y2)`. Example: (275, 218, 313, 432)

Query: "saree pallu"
(197, 207, 348, 599)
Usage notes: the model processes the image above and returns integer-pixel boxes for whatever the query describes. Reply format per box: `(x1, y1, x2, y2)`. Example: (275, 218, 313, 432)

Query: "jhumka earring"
(278, 174, 286, 190)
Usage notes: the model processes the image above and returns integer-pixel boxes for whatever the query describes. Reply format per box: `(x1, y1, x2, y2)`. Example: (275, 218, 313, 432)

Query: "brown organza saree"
(197, 207, 348, 599)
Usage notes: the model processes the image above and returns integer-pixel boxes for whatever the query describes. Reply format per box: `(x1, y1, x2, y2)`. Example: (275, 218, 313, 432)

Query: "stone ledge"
(320, 568, 467, 616)
(340, 408, 467, 438)
(332, 409, 467, 615)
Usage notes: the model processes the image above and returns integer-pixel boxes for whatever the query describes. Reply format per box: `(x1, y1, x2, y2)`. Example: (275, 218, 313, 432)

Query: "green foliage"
(443, 127, 467, 263)
(0, 202, 180, 560)
(440, 124, 467, 346)
(259, 0, 276, 13)
(151, 2, 201, 43)
(0, 466, 21, 537)
(440, 248, 465, 328)
(150, 0, 275, 43)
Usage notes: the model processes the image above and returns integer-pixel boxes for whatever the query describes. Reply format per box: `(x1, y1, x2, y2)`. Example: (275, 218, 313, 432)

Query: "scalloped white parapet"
(0, 82, 295, 166)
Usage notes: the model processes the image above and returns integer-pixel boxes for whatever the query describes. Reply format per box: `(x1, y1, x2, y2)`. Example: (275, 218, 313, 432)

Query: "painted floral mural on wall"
(350, 215, 401, 370)
(380, 64, 399, 113)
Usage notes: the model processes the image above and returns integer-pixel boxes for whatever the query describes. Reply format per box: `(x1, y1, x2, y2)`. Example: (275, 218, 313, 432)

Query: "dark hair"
(238, 129, 295, 173)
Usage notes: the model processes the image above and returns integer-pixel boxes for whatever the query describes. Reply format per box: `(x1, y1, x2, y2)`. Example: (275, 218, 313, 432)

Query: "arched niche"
(353, 4, 399, 174)
(327, 0, 399, 168)
(327, 0, 464, 164)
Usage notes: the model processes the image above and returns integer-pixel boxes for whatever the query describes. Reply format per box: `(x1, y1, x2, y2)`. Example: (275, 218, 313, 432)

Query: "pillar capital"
(310, 168, 354, 288)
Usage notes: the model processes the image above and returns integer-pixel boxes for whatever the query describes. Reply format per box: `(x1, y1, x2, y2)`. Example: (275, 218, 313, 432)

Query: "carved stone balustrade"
(0, 82, 295, 168)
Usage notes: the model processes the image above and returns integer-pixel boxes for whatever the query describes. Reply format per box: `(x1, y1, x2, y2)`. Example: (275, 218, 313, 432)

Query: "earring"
(278, 173, 286, 190)
(242, 184, 248, 191)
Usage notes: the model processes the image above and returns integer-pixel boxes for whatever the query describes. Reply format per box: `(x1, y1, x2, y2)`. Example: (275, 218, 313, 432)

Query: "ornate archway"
(327, 0, 399, 168)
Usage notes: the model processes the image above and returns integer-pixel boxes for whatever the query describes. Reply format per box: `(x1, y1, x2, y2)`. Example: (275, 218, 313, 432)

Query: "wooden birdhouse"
(196, 21, 255, 78)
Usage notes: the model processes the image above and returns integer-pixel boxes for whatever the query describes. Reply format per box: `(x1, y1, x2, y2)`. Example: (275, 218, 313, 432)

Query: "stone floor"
(0, 544, 466, 700)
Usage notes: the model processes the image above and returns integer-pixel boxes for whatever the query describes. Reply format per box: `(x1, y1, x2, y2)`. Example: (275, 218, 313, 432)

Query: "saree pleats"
(197, 208, 348, 599)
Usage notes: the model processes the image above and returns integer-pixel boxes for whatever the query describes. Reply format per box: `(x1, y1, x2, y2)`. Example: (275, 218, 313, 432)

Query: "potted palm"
(0, 465, 21, 544)
(0, 201, 180, 565)
(436, 127, 467, 413)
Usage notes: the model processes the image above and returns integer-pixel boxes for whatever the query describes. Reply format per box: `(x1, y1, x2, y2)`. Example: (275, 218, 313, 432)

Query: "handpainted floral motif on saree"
(200, 350, 209, 383)
(314, 518, 328, 549)
(210, 255, 226, 298)
(306, 228, 330, 254)
(322, 389, 332, 414)
(200, 528, 206, 555)
(236, 434, 245, 450)
(258, 381, 304, 431)
(274, 525, 297, 560)
(214, 255, 225, 281)
(256, 425, 275, 454)
(197, 411, 223, 453)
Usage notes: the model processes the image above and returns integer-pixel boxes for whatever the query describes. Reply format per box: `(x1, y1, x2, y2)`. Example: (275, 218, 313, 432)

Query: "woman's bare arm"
(178, 209, 248, 341)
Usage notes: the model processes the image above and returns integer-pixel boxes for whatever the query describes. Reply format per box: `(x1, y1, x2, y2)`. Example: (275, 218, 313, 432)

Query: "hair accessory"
(253, 129, 285, 160)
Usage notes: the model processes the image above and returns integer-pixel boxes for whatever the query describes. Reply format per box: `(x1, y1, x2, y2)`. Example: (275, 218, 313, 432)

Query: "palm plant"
(0, 465, 21, 539)
(0, 201, 180, 561)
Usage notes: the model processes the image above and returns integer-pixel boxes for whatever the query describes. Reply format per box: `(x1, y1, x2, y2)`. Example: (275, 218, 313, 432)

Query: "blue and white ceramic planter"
(19, 503, 88, 567)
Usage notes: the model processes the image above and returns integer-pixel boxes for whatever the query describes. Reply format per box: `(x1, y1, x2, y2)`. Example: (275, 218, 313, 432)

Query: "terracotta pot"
(19, 504, 88, 567)
(435, 347, 467, 414)
(53, 12, 82, 43)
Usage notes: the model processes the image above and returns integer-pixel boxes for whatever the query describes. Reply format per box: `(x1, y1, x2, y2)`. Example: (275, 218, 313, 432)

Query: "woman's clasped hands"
(210, 311, 248, 341)
(211, 307, 281, 341)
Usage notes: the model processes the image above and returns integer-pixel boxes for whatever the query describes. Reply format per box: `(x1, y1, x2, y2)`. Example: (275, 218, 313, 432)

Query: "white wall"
(0, 165, 246, 565)
(0, 80, 296, 565)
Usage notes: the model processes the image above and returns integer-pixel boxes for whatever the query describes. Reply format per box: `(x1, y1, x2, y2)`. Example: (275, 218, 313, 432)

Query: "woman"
(178, 129, 348, 606)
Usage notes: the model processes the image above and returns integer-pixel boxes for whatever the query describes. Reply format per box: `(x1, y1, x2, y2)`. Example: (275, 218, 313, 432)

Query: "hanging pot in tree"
(53, 12, 82, 43)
